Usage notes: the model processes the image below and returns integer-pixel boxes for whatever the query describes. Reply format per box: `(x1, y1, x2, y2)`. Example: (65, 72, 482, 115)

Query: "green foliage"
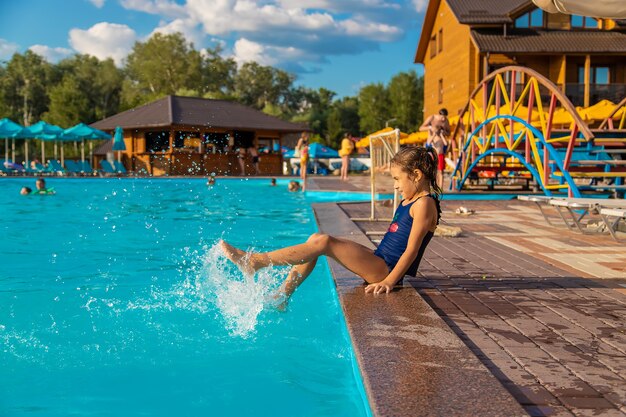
(46, 55, 123, 125)
(0, 50, 53, 125)
(202, 45, 237, 98)
(358, 83, 390, 134)
(124, 33, 203, 105)
(233, 62, 296, 119)
(388, 70, 423, 131)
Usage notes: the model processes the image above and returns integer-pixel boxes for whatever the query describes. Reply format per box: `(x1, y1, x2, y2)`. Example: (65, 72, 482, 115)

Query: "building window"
(438, 79, 443, 104)
(578, 66, 610, 84)
(571, 15, 597, 28)
(145, 131, 170, 152)
(504, 71, 524, 84)
(438, 28, 443, 53)
(203, 132, 230, 153)
(430, 34, 437, 58)
(515, 8, 544, 28)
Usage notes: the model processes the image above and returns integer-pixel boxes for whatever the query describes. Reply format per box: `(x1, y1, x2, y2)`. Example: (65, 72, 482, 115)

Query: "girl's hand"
(365, 280, 393, 295)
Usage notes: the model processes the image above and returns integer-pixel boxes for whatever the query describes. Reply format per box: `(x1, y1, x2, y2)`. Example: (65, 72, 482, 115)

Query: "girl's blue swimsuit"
(373, 194, 441, 277)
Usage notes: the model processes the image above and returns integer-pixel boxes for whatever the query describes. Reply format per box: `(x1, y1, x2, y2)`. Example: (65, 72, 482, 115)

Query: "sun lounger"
(27, 162, 45, 175)
(113, 161, 127, 174)
(65, 160, 82, 175)
(599, 208, 626, 241)
(47, 160, 66, 175)
(79, 160, 97, 175)
(0, 159, 26, 175)
(100, 160, 116, 175)
(549, 198, 626, 234)
(517, 195, 565, 226)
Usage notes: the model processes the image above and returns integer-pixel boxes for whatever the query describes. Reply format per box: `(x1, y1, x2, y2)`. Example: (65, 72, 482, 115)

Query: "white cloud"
(89, 0, 106, 8)
(276, 0, 397, 12)
(120, 0, 187, 18)
(340, 19, 400, 41)
(150, 18, 205, 47)
(412, 0, 428, 12)
(0, 38, 19, 61)
(69, 22, 137, 66)
(233, 38, 314, 69)
(28, 45, 73, 62)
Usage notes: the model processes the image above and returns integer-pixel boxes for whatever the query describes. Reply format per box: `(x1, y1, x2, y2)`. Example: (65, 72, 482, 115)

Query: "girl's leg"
(220, 233, 388, 284)
(275, 258, 318, 308)
(341, 156, 348, 180)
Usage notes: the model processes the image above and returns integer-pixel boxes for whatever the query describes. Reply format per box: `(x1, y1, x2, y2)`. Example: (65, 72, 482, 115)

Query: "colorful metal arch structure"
(599, 97, 626, 130)
(449, 66, 626, 197)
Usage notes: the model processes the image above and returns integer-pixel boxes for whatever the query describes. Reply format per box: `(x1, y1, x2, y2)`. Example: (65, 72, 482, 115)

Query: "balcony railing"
(497, 82, 626, 108)
(565, 84, 626, 107)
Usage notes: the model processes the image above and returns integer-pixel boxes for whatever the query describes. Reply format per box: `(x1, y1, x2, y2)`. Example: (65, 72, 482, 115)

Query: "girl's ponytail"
(425, 147, 442, 198)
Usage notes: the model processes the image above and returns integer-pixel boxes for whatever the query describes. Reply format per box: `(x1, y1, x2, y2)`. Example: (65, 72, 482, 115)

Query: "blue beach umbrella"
(112, 126, 126, 162)
(0, 118, 25, 163)
(64, 123, 111, 164)
(307, 143, 339, 158)
(22, 121, 65, 164)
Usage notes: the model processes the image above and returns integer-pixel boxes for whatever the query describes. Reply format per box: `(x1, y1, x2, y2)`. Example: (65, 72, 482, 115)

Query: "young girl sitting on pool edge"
(220, 146, 441, 305)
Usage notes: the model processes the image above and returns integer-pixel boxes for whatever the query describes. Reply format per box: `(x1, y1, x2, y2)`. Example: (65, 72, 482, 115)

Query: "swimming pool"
(0, 178, 371, 417)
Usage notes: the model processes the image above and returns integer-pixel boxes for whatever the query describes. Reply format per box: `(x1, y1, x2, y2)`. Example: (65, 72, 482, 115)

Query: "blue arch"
(451, 115, 581, 197)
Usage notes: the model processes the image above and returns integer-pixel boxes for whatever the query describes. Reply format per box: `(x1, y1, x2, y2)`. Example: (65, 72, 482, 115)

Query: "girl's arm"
(365, 199, 436, 294)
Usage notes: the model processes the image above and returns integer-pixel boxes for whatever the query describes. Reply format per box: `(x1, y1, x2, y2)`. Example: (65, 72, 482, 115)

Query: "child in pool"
(220, 146, 441, 304)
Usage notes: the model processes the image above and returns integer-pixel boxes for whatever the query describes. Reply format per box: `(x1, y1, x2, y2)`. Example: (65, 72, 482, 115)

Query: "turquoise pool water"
(0, 178, 371, 417)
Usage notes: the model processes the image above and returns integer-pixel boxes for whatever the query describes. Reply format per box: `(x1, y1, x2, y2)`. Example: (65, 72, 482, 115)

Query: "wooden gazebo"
(91, 95, 307, 176)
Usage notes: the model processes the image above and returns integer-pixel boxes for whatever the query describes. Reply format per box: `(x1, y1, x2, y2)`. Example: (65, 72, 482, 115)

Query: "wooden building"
(91, 95, 307, 176)
(415, 0, 626, 116)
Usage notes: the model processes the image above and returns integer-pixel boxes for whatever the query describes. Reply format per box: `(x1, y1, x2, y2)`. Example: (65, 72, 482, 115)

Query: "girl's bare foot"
(219, 240, 256, 276)
(266, 291, 288, 312)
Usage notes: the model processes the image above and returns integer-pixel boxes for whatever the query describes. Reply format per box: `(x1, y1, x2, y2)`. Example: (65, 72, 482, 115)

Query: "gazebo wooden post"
(168, 128, 174, 175)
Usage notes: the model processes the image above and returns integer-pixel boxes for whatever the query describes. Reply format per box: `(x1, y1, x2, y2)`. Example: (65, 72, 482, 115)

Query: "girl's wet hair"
(390, 146, 443, 197)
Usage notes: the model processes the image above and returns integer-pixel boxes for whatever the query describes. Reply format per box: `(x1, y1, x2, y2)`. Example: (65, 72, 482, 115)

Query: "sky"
(0, 0, 427, 97)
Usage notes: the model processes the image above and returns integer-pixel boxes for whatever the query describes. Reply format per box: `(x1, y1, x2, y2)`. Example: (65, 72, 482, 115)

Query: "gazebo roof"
(91, 95, 307, 133)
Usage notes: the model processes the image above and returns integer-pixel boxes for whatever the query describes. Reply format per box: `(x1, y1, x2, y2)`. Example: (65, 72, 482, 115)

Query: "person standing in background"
(419, 108, 450, 189)
(338, 133, 355, 181)
(295, 132, 310, 190)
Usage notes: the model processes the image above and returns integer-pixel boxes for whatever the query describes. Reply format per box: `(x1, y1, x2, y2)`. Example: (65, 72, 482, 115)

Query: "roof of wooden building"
(471, 29, 626, 53)
(446, 0, 529, 24)
(91, 95, 307, 132)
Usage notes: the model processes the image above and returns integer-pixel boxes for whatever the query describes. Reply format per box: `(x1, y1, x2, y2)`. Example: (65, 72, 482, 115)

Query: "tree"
(201, 45, 237, 98)
(124, 32, 203, 104)
(324, 96, 360, 148)
(326, 107, 342, 147)
(358, 83, 390, 134)
(304, 87, 336, 137)
(0, 51, 52, 126)
(388, 70, 423, 132)
(335, 96, 360, 136)
(46, 55, 123, 125)
(234, 62, 295, 114)
(46, 76, 90, 126)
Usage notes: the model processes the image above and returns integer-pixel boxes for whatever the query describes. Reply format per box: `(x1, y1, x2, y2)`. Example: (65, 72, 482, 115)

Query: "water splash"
(193, 242, 287, 338)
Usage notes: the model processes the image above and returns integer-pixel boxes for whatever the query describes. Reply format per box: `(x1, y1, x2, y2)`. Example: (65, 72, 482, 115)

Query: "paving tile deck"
(335, 199, 626, 417)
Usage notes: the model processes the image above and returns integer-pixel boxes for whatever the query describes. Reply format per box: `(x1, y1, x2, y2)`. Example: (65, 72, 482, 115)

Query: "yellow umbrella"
(401, 131, 429, 145)
(356, 127, 408, 148)
(484, 104, 543, 122)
